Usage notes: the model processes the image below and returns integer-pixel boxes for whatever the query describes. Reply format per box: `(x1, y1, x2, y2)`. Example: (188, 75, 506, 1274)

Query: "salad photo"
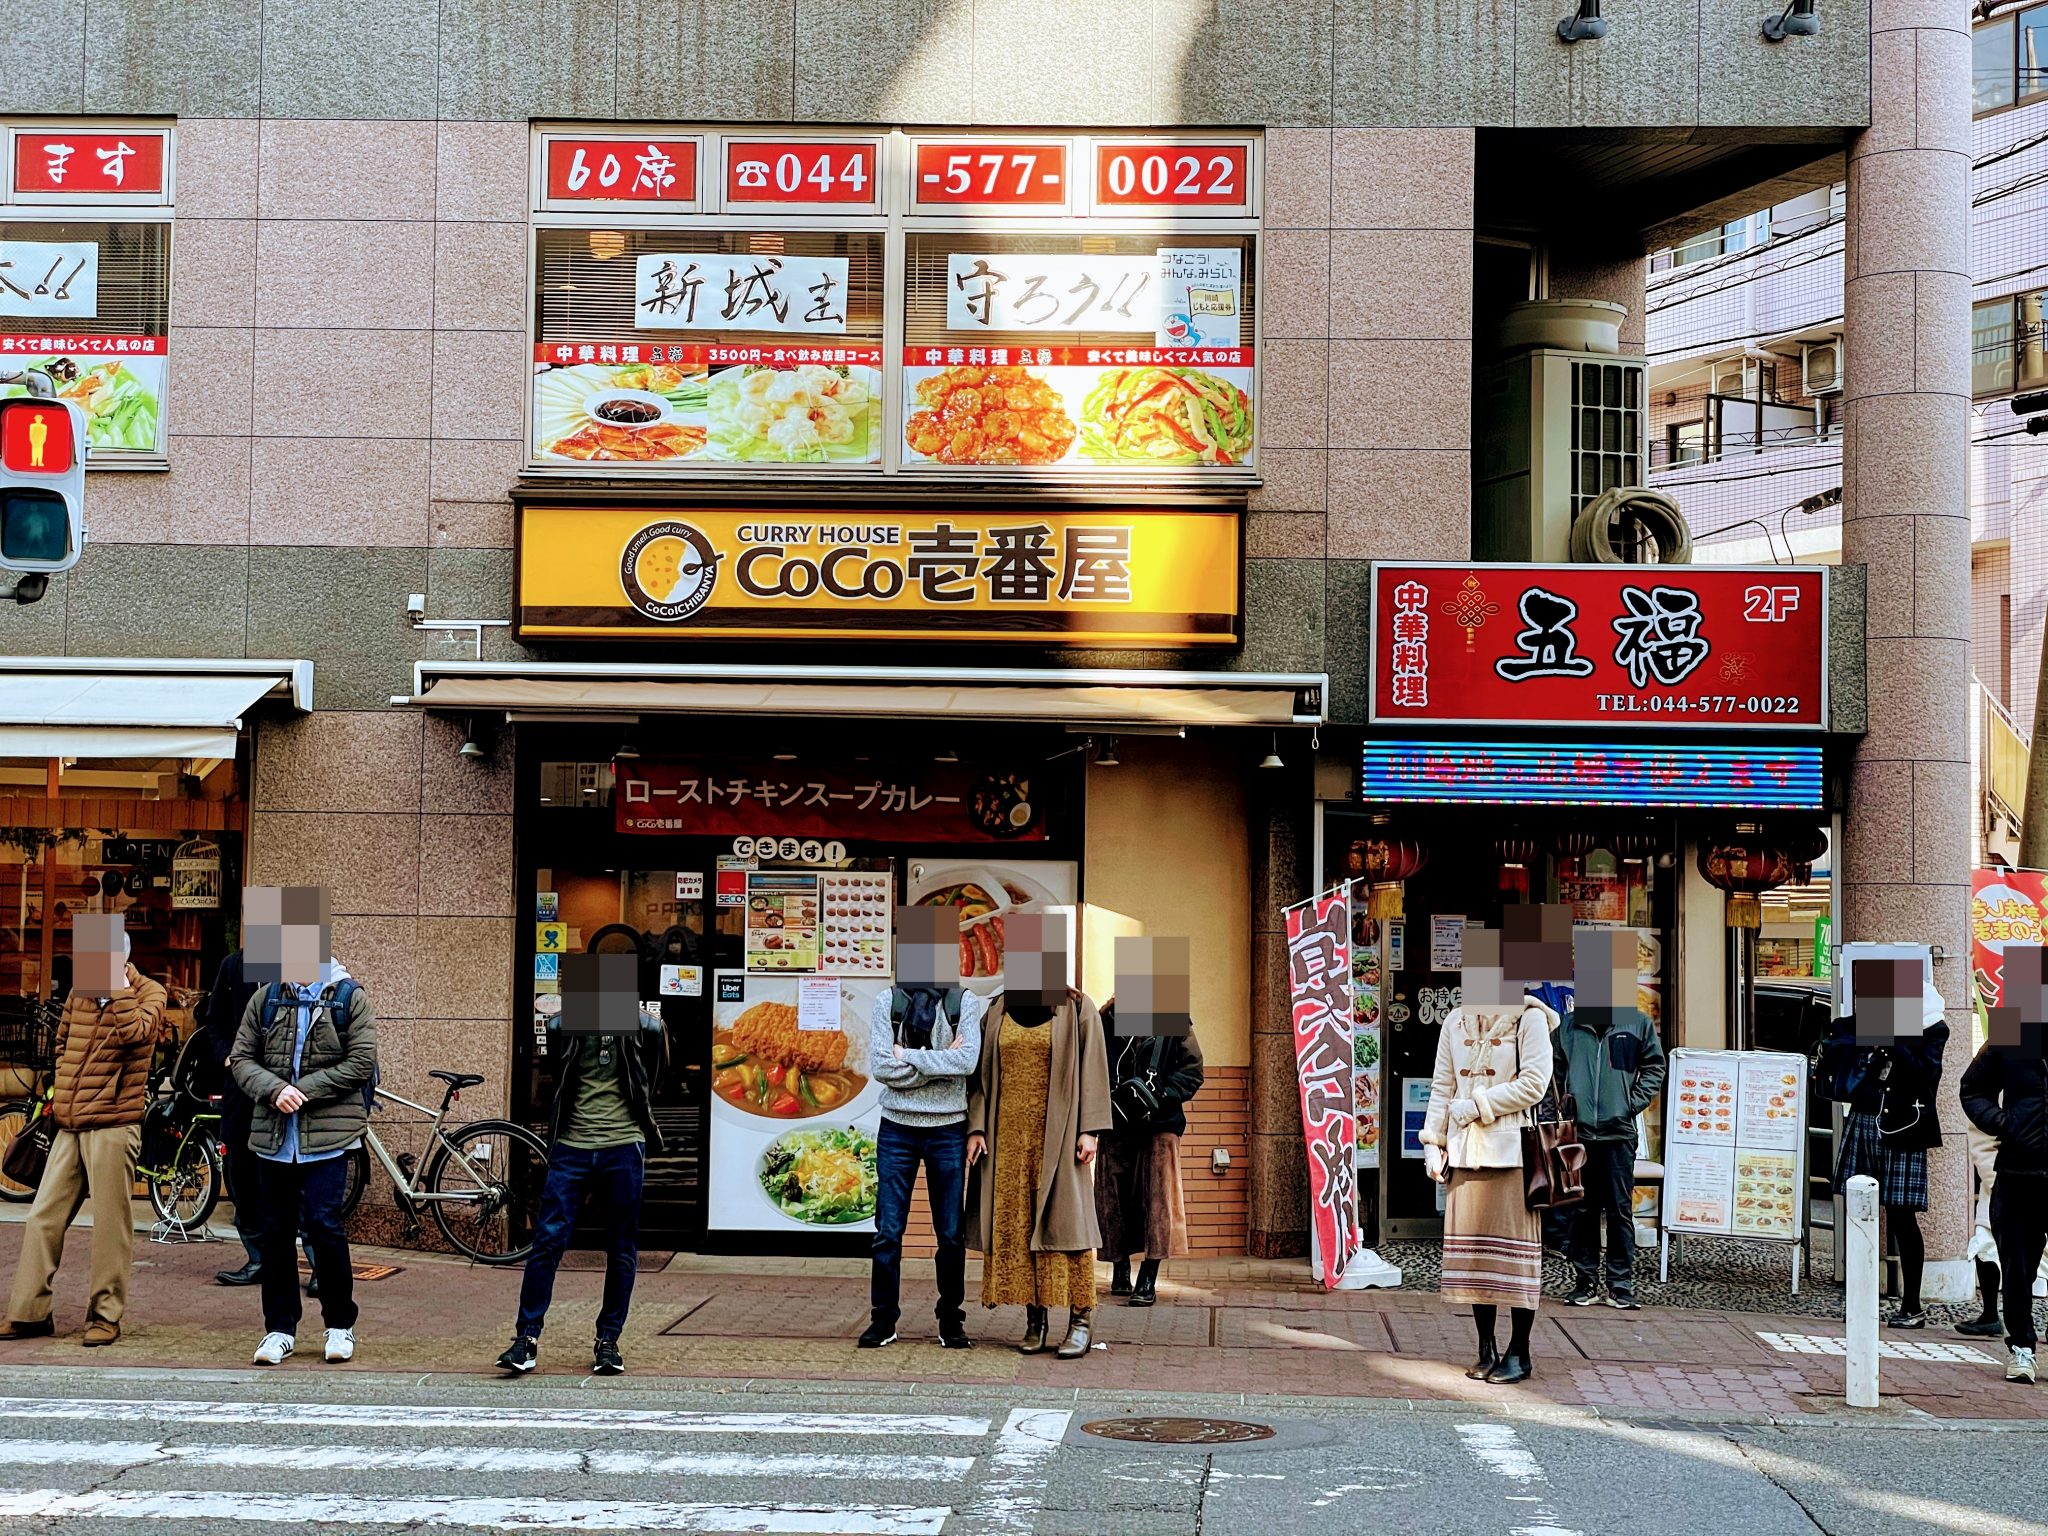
(2, 354, 163, 455)
(758, 1125, 878, 1226)
(1079, 365, 1254, 467)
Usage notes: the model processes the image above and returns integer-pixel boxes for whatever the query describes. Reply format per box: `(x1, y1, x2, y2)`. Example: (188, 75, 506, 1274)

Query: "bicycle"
(329, 1070, 549, 1265)
(136, 1028, 226, 1230)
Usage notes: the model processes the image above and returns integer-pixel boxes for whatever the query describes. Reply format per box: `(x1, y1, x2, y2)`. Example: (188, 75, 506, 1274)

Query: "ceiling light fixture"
(1259, 732, 1285, 771)
(1096, 737, 1121, 768)
(1557, 0, 1607, 42)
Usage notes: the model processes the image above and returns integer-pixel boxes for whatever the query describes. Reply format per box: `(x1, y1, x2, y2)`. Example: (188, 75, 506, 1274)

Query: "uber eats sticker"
(523, 503, 1242, 647)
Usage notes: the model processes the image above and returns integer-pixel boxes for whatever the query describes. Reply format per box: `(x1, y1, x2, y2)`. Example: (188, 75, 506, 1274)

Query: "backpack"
(889, 986, 965, 1045)
(260, 979, 378, 1111)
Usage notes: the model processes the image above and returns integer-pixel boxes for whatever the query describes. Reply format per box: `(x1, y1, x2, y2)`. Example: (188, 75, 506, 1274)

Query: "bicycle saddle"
(430, 1070, 486, 1091)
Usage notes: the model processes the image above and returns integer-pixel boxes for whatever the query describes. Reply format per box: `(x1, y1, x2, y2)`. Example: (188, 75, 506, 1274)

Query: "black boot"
(1110, 1261, 1132, 1297)
(1019, 1305, 1049, 1354)
(1055, 1308, 1093, 1359)
(1466, 1305, 1498, 1380)
(1486, 1306, 1535, 1384)
(1130, 1259, 1160, 1308)
(214, 1260, 262, 1287)
(1959, 1259, 2004, 1338)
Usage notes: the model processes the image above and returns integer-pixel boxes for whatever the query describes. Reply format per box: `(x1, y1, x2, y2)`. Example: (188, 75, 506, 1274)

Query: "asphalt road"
(0, 1365, 2043, 1535)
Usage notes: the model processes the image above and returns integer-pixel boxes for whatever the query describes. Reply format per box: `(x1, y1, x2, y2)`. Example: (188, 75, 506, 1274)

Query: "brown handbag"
(0, 1099, 54, 1192)
(1521, 1076, 1587, 1210)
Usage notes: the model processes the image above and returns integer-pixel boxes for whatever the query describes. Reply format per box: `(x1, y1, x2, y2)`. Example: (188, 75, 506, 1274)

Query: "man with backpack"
(229, 886, 377, 1367)
(859, 906, 988, 1352)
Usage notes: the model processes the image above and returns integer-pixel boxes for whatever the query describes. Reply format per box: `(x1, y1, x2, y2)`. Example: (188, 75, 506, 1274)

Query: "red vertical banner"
(1971, 867, 2048, 1012)
(1286, 885, 1360, 1289)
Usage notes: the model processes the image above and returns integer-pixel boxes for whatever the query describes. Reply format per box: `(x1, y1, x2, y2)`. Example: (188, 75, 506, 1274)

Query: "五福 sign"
(1369, 563, 1827, 730)
(515, 499, 1240, 645)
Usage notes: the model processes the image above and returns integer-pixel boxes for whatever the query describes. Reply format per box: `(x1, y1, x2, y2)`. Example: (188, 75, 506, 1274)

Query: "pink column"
(1841, 0, 1975, 1297)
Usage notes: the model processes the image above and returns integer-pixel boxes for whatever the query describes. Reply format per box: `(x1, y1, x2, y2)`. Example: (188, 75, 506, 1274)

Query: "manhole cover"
(1081, 1417, 1276, 1445)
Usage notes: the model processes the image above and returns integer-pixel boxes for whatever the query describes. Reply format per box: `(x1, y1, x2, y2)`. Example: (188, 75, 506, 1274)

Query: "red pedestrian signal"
(0, 396, 86, 590)
(0, 398, 75, 476)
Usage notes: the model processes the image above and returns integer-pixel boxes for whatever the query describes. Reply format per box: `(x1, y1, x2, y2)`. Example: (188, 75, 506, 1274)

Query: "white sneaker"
(252, 1331, 294, 1366)
(323, 1328, 355, 1363)
(2008, 1347, 2037, 1384)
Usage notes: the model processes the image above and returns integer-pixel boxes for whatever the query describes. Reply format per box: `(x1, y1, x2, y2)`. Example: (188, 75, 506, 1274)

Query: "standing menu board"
(1663, 1049, 1807, 1242)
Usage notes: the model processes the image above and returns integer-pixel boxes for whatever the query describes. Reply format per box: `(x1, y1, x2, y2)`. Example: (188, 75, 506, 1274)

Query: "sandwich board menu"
(1663, 1048, 1807, 1243)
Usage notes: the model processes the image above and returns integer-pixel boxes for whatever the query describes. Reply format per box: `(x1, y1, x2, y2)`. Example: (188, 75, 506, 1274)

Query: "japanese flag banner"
(1286, 884, 1362, 1289)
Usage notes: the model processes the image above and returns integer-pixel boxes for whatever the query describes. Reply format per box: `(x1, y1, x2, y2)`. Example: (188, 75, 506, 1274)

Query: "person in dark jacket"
(1961, 944, 2048, 1383)
(1095, 998, 1204, 1307)
(1819, 955, 1948, 1330)
(1553, 930, 1666, 1310)
(202, 950, 264, 1286)
(496, 1005, 666, 1378)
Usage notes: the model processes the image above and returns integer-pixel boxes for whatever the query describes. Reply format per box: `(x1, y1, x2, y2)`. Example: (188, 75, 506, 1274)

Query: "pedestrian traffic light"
(0, 396, 86, 597)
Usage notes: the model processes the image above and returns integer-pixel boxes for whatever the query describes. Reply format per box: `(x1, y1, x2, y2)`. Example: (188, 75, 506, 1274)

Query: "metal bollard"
(1844, 1173, 1880, 1409)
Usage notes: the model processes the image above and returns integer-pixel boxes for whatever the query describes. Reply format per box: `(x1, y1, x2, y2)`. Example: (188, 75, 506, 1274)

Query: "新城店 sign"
(515, 498, 1241, 646)
(1369, 563, 1827, 730)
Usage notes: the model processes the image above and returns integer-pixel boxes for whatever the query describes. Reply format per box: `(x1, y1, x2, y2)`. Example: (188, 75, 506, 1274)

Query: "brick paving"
(5, 1212, 2048, 1421)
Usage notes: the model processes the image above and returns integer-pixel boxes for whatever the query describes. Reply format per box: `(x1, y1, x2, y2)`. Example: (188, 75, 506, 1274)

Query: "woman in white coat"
(1420, 927, 1557, 1386)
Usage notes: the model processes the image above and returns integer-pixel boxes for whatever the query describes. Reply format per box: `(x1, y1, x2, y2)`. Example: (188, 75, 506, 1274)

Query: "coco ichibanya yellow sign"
(517, 503, 1241, 644)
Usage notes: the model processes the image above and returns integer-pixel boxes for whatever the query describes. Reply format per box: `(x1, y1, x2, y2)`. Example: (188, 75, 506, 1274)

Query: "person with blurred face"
(965, 912, 1112, 1361)
(1963, 943, 2048, 1385)
(858, 906, 989, 1352)
(0, 915, 165, 1347)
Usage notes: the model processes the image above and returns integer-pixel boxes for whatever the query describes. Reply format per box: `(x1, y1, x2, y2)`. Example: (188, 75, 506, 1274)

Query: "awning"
(0, 658, 314, 760)
(396, 662, 1325, 728)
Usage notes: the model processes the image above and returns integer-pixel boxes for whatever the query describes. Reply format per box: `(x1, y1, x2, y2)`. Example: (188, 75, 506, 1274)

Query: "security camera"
(405, 593, 427, 622)
(11, 573, 48, 606)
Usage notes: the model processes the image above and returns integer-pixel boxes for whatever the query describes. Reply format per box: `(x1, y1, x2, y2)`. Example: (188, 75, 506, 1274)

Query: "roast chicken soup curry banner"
(516, 502, 1241, 644)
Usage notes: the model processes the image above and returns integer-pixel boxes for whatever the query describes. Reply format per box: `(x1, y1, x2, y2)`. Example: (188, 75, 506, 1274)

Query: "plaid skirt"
(1836, 1110, 1929, 1212)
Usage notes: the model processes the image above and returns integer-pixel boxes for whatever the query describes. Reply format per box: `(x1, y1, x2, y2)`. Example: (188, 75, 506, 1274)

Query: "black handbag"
(1, 1101, 54, 1191)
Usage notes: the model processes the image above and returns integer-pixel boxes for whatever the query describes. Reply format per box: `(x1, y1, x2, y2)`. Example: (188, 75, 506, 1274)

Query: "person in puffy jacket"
(1962, 943, 2048, 1383)
(0, 918, 164, 1348)
(1552, 929, 1666, 1310)
(1422, 925, 1556, 1387)
(1096, 998, 1204, 1307)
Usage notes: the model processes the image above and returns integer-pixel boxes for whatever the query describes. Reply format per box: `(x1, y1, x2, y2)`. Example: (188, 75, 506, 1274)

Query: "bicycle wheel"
(0, 1100, 33, 1203)
(147, 1134, 221, 1229)
(422, 1120, 550, 1264)
(338, 1145, 371, 1220)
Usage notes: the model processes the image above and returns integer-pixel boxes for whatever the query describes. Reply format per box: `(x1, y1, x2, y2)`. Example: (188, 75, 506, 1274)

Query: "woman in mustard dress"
(966, 990, 1112, 1359)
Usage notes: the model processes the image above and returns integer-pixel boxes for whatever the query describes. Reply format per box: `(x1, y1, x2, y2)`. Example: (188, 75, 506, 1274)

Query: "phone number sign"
(1368, 563, 1827, 730)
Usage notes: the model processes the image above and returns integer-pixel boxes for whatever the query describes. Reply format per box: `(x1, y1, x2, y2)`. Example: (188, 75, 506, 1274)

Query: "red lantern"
(1696, 834, 1796, 929)
(1551, 829, 1597, 879)
(1353, 837, 1428, 920)
(1494, 836, 1538, 900)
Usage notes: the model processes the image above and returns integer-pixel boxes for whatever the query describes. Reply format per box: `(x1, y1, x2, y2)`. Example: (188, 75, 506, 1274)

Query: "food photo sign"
(1662, 1048, 1807, 1244)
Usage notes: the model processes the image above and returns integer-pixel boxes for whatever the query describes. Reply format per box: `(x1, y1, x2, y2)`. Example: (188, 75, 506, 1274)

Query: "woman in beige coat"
(1420, 935, 1557, 1387)
(966, 988, 1112, 1359)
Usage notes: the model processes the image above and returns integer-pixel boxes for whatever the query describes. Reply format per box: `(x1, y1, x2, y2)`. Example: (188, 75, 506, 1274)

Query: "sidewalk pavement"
(0, 1209, 2042, 1424)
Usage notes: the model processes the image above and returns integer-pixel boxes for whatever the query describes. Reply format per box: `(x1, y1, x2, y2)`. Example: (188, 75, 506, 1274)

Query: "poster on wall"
(168, 839, 220, 910)
(903, 857, 1078, 991)
(745, 872, 821, 972)
(1971, 866, 2047, 1013)
(1, 340, 166, 457)
(1662, 1049, 1806, 1243)
(818, 870, 892, 978)
(708, 970, 887, 1234)
(1284, 884, 1359, 1290)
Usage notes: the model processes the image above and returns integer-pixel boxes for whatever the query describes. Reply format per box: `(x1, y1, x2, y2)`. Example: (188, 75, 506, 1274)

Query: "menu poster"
(1429, 915, 1464, 972)
(819, 870, 892, 977)
(1663, 1049, 1807, 1243)
(746, 872, 821, 971)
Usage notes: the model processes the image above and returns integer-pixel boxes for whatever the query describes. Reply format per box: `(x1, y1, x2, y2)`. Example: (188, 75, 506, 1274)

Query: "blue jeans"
(515, 1142, 646, 1343)
(870, 1117, 967, 1329)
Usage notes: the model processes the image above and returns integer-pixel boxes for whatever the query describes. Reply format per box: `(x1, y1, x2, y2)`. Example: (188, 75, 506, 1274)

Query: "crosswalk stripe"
(0, 1438, 976, 1481)
(0, 1488, 954, 1534)
(0, 1397, 987, 1438)
(959, 1408, 1073, 1535)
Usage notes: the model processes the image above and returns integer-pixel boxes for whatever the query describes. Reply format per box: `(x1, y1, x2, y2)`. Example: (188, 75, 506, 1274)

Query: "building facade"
(0, 1, 1976, 1286)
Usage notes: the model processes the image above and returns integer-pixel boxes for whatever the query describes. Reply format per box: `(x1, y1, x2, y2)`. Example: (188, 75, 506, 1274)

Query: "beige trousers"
(7, 1123, 140, 1326)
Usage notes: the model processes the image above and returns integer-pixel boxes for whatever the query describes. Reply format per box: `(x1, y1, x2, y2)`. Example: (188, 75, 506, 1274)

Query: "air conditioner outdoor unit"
(1803, 340, 1844, 396)
(1475, 347, 1648, 562)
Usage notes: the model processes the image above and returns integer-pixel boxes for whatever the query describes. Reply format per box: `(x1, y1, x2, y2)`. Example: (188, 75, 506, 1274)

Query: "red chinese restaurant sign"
(1369, 563, 1828, 730)
(1286, 885, 1361, 1290)
(1971, 867, 2048, 1012)
(615, 760, 1047, 844)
